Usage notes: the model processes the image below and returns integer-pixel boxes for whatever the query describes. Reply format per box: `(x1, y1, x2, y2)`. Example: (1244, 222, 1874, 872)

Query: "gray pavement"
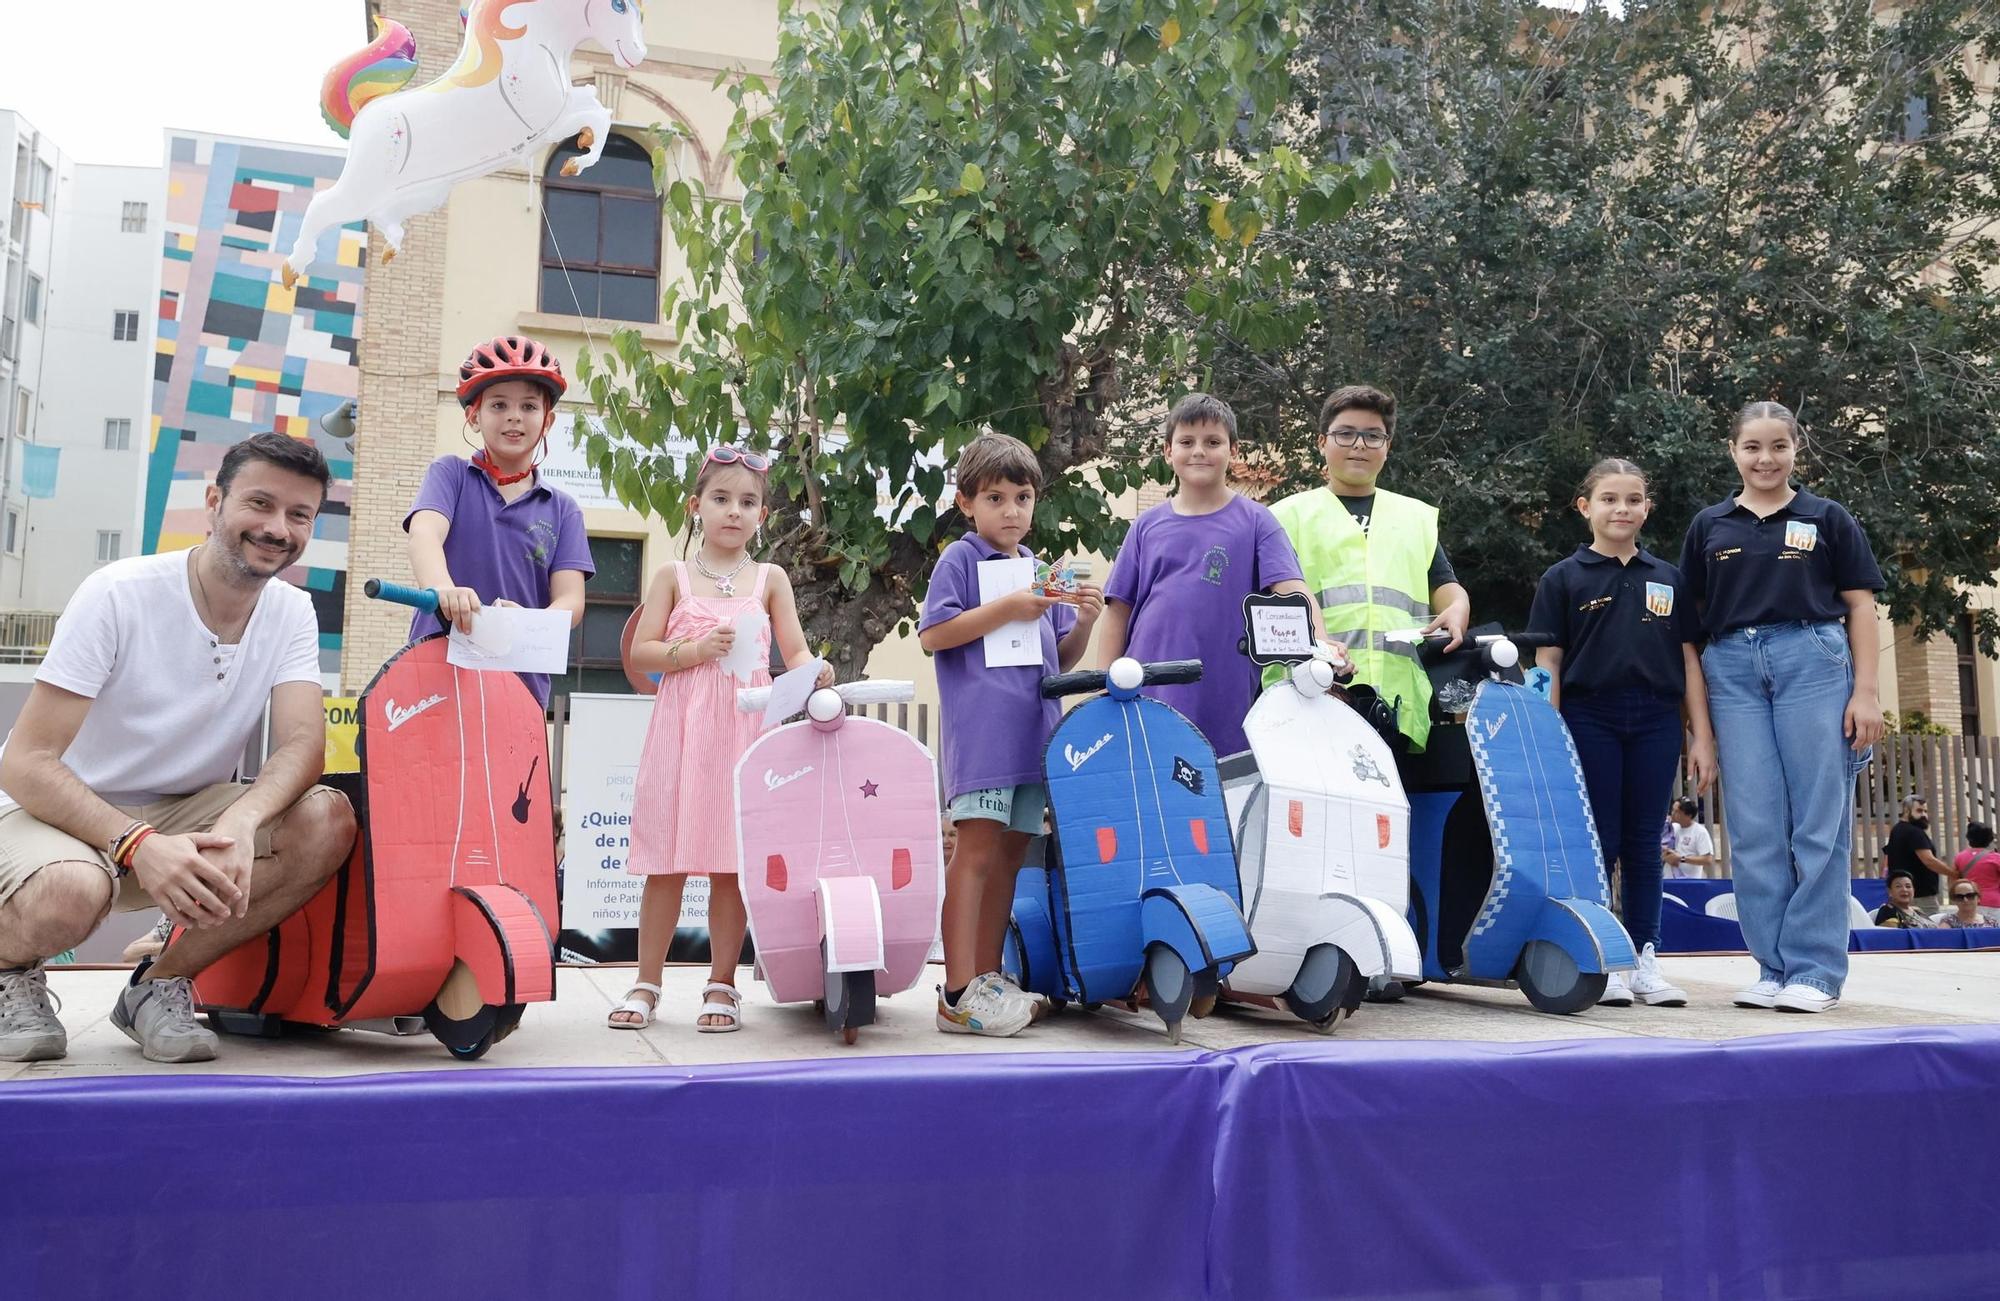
(6, 951, 1993, 1082)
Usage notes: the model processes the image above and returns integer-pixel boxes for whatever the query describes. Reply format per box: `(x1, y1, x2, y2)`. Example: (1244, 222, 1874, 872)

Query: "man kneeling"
(0, 433, 357, 1063)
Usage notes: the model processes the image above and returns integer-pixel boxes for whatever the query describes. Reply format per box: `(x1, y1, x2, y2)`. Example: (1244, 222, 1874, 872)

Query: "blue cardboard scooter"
(1005, 658, 1255, 1043)
(1396, 631, 1637, 1013)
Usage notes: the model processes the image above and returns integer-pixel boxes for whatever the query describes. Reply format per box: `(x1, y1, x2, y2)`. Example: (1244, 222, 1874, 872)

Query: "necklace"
(692, 548, 752, 597)
(189, 546, 246, 649)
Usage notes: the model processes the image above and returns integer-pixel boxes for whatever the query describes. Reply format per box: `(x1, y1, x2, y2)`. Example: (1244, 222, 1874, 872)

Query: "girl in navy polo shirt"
(1531, 458, 1714, 1009)
(1679, 403, 1885, 1014)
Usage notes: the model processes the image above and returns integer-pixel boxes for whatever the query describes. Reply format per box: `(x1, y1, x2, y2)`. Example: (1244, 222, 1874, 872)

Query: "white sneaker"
(1773, 984, 1839, 1014)
(1598, 970, 1633, 1006)
(0, 964, 66, 1062)
(936, 973, 1032, 1037)
(993, 972, 1052, 1023)
(1628, 944, 1688, 1007)
(1733, 979, 1784, 1009)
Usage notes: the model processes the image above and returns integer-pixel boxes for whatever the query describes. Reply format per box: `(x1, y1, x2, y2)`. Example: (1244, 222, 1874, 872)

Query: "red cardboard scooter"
(186, 580, 559, 1060)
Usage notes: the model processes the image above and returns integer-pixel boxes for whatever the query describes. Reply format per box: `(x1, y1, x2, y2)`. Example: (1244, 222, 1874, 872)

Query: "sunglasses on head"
(704, 445, 771, 473)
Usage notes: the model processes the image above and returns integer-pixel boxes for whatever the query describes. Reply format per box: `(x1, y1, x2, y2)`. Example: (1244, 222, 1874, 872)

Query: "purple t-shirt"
(403, 455, 595, 705)
(920, 532, 1079, 801)
(1104, 494, 1304, 757)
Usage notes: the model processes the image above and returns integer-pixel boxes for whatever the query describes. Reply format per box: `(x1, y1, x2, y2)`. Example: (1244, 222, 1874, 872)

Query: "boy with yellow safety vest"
(1268, 386, 1470, 753)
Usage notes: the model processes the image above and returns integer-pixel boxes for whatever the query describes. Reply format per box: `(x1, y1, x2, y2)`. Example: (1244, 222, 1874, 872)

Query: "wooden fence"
(1672, 733, 2000, 877)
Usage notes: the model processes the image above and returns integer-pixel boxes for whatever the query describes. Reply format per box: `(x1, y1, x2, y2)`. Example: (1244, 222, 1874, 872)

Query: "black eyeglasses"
(1327, 429, 1389, 449)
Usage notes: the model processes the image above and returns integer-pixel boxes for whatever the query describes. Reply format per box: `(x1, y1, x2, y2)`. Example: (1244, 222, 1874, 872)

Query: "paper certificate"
(976, 556, 1041, 668)
(448, 606, 573, 675)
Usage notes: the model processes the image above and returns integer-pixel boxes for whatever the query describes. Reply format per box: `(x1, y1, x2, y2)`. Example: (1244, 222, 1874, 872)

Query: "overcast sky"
(0, 1, 368, 167)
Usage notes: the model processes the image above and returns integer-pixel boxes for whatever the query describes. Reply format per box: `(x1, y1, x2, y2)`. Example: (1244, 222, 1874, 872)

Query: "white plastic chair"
(1704, 893, 1738, 921)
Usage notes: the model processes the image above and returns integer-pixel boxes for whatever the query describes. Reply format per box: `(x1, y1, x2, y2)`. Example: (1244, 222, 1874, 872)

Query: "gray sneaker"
(110, 964, 218, 1063)
(0, 964, 66, 1062)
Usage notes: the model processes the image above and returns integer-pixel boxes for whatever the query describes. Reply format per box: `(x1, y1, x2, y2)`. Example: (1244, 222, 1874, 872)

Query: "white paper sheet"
(716, 608, 771, 682)
(447, 606, 572, 675)
(762, 657, 829, 730)
(977, 556, 1041, 668)
(1249, 604, 1314, 660)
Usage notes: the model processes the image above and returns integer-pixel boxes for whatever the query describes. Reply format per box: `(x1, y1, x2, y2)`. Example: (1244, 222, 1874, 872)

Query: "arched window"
(540, 133, 660, 323)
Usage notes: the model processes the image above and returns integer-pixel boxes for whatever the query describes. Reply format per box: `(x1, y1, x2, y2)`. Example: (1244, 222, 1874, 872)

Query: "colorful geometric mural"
(147, 133, 365, 673)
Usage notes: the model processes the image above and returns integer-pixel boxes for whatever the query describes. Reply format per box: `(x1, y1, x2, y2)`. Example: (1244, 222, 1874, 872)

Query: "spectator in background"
(1872, 872, 1934, 929)
(1937, 883, 1992, 930)
(1663, 797, 1718, 879)
(1882, 795, 1955, 912)
(940, 813, 959, 869)
(1952, 821, 2000, 909)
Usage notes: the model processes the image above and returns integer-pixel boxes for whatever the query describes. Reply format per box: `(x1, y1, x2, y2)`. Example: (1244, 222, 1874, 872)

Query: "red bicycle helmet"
(456, 334, 568, 408)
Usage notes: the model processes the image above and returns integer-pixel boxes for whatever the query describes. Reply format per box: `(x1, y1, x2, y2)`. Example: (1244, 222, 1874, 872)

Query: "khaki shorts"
(0, 782, 333, 914)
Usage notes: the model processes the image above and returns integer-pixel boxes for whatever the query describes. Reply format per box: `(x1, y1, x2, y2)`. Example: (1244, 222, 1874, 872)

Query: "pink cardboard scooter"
(733, 679, 943, 1043)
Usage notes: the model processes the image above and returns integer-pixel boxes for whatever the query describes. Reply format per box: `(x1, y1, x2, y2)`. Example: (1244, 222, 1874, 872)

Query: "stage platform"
(7, 956, 2000, 1299)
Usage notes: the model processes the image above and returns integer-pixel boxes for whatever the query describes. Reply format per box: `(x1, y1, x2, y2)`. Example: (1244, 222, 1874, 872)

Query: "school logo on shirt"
(525, 519, 557, 568)
(1784, 521, 1819, 552)
(1645, 582, 1674, 618)
(1201, 545, 1229, 586)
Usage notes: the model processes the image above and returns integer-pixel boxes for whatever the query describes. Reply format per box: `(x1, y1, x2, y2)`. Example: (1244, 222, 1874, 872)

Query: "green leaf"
(959, 162, 985, 194)
(1150, 152, 1176, 196)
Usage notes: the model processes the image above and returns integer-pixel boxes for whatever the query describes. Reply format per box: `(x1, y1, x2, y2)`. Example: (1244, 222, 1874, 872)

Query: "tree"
(574, 0, 1392, 675)
(1179, 0, 2000, 641)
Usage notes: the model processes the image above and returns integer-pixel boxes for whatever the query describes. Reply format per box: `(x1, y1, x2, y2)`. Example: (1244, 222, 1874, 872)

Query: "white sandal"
(607, 982, 662, 1030)
(696, 981, 743, 1033)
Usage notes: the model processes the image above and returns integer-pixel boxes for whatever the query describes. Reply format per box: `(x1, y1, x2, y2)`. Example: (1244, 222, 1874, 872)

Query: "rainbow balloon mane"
(438, 0, 533, 92)
(319, 18, 419, 141)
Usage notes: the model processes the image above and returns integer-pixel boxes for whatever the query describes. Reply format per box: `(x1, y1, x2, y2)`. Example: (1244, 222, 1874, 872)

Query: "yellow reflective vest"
(1269, 487, 1439, 750)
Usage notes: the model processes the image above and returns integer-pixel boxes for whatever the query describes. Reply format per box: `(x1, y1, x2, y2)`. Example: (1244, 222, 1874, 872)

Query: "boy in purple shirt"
(1099, 394, 1319, 757)
(404, 335, 594, 707)
(919, 433, 1100, 1036)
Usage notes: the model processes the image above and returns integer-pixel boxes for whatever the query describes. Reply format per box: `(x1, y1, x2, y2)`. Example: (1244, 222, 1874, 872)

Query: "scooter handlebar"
(1040, 658, 1203, 699)
(363, 578, 438, 615)
(735, 679, 917, 713)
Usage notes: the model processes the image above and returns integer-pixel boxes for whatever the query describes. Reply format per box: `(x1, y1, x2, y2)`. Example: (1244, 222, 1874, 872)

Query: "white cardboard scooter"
(1219, 593, 1424, 1031)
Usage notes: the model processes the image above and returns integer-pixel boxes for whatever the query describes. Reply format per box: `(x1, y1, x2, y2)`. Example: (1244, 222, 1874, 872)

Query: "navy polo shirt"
(1677, 489, 1883, 637)
(1528, 546, 1698, 701)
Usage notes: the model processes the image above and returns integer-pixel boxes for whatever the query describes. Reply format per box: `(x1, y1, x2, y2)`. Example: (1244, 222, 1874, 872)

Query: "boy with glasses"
(1269, 385, 1471, 753)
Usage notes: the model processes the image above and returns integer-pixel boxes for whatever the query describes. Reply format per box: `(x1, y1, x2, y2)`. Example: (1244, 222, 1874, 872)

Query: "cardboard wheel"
(1189, 968, 1221, 1019)
(423, 959, 516, 1059)
(1143, 944, 1193, 1044)
(1515, 940, 1606, 1015)
(821, 943, 877, 1040)
(206, 1010, 284, 1039)
(1283, 943, 1363, 1026)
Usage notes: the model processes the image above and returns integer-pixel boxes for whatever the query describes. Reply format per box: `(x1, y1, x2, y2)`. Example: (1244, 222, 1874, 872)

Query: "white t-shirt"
(1667, 821, 1714, 877)
(0, 549, 321, 814)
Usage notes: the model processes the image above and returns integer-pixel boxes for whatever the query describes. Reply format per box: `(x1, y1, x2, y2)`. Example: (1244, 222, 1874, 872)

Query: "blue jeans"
(1562, 688, 1684, 950)
(1701, 621, 1866, 996)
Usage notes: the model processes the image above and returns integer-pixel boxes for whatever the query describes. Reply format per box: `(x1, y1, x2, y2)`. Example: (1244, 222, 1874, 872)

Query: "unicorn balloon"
(286, 0, 649, 286)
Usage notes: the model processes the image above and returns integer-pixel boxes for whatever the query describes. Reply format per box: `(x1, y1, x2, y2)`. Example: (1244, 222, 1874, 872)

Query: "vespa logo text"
(385, 694, 447, 733)
(1066, 733, 1114, 772)
(764, 764, 815, 791)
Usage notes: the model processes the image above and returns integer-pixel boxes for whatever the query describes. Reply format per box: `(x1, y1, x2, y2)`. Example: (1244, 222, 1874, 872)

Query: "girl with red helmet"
(402, 334, 596, 707)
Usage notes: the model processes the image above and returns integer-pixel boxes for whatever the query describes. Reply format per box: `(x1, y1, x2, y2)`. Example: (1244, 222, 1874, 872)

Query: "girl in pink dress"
(609, 449, 831, 1032)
